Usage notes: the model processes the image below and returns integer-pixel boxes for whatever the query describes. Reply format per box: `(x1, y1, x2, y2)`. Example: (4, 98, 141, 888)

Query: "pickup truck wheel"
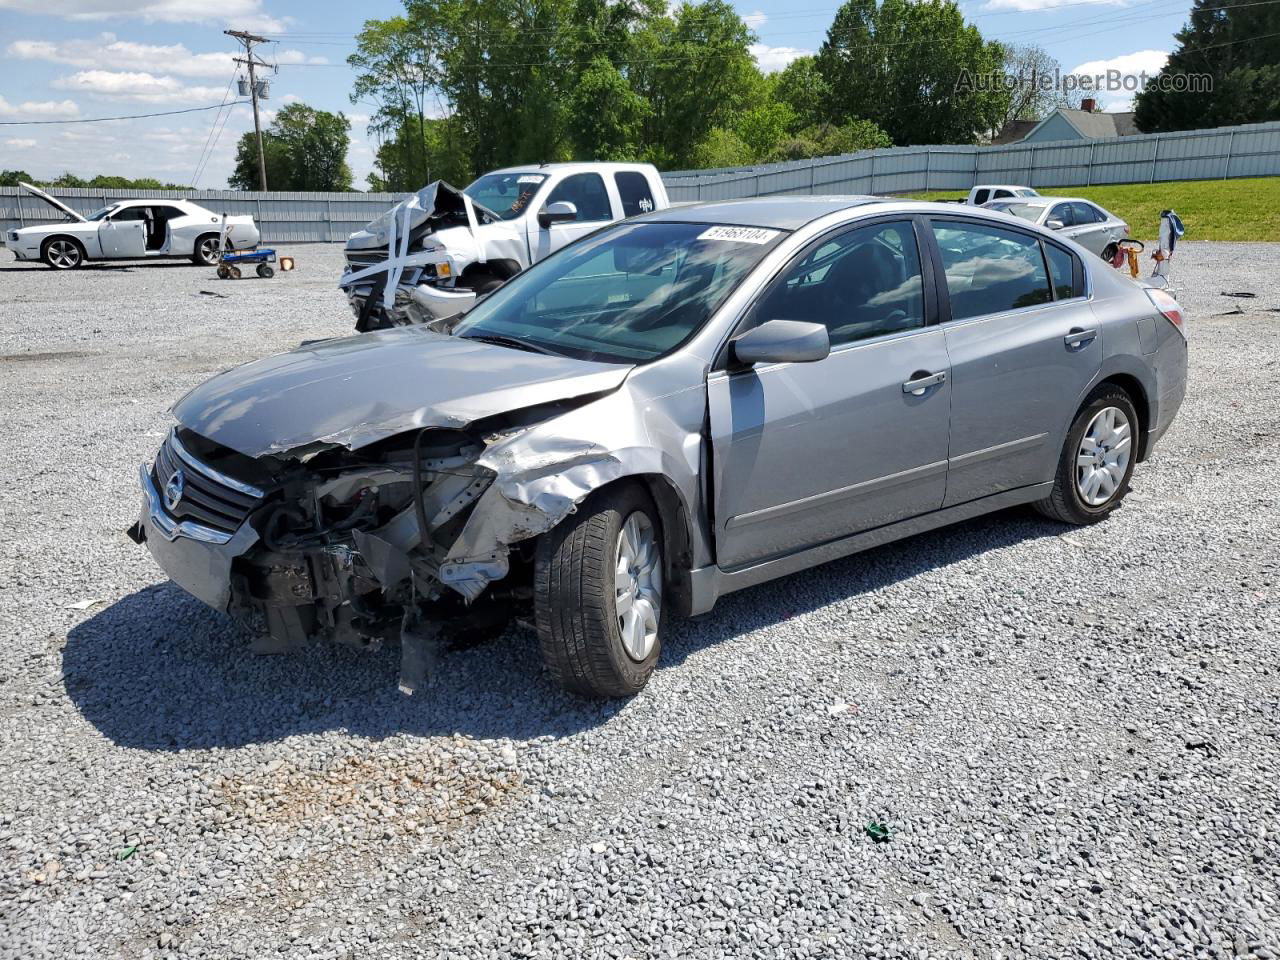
(193, 234, 221, 266)
(1035, 385, 1138, 525)
(42, 237, 84, 270)
(534, 484, 663, 698)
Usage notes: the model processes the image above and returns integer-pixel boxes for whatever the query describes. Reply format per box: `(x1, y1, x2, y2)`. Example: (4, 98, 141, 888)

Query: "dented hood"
(345, 180, 500, 252)
(172, 326, 631, 459)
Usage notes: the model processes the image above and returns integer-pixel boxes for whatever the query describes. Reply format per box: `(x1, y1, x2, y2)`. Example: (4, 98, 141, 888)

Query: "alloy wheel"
(614, 511, 662, 661)
(1076, 406, 1132, 506)
(198, 237, 220, 265)
(48, 239, 81, 269)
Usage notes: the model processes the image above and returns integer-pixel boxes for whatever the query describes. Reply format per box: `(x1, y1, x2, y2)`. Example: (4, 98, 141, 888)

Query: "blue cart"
(217, 247, 282, 279)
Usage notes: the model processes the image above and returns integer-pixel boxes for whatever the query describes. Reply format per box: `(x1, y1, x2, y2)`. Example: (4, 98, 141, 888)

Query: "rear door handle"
(1064, 327, 1098, 348)
(902, 370, 946, 395)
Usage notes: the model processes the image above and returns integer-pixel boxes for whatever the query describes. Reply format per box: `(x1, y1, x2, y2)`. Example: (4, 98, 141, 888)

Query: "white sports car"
(5, 182, 260, 270)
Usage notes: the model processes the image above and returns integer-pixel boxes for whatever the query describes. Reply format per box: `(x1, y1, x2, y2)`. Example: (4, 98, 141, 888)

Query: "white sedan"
(5, 182, 259, 270)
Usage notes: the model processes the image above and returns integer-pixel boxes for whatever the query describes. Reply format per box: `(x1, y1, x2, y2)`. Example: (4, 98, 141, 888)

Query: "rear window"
(1044, 242, 1079, 299)
(614, 171, 656, 218)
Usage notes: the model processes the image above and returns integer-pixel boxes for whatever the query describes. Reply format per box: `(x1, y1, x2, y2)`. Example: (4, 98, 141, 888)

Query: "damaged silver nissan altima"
(131, 197, 1187, 697)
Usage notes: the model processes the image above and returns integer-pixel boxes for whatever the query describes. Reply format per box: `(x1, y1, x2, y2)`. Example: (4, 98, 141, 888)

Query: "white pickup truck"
(340, 162, 670, 330)
(967, 184, 1040, 205)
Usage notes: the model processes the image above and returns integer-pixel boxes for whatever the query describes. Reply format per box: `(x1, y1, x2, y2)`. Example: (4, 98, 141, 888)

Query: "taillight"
(1146, 287, 1186, 338)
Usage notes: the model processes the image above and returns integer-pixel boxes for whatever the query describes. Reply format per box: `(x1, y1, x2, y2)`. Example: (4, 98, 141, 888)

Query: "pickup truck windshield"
(453, 221, 786, 364)
(464, 173, 548, 221)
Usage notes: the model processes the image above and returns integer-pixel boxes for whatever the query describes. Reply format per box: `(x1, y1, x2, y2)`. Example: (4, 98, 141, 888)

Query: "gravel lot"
(1, 241, 1278, 960)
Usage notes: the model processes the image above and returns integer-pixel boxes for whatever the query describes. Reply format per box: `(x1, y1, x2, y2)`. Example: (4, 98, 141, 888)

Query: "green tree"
(765, 119, 892, 162)
(691, 127, 754, 168)
(1134, 0, 1280, 132)
(817, 0, 1009, 145)
(566, 57, 649, 161)
(0, 170, 33, 187)
(773, 57, 832, 130)
(228, 103, 352, 191)
(50, 172, 87, 187)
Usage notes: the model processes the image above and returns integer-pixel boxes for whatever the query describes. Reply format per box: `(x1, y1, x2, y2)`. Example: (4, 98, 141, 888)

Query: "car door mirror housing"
(538, 201, 578, 228)
(731, 319, 830, 366)
(1046, 219, 1066, 230)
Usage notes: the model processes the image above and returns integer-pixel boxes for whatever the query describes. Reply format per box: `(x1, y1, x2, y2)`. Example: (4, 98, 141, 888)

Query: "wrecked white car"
(339, 162, 669, 331)
(6, 182, 259, 269)
(131, 197, 1186, 699)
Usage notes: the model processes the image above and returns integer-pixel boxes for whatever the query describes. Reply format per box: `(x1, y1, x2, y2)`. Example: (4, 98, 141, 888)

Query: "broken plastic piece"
(398, 613, 443, 696)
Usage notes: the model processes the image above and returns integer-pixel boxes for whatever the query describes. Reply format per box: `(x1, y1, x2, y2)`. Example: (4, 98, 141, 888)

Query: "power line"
(0, 101, 247, 126)
(190, 72, 240, 188)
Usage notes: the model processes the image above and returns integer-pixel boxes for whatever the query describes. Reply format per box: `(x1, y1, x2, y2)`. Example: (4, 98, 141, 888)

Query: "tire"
(228, 265, 242, 280)
(216, 264, 231, 280)
(1101, 242, 1118, 264)
(42, 237, 84, 270)
(193, 234, 221, 266)
(470, 273, 506, 295)
(534, 484, 664, 698)
(1035, 384, 1139, 525)
(256, 263, 275, 279)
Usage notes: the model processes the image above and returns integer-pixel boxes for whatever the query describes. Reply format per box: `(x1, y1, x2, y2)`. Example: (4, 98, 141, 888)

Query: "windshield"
(994, 203, 1046, 223)
(452, 221, 787, 363)
(85, 205, 119, 222)
(463, 172, 548, 221)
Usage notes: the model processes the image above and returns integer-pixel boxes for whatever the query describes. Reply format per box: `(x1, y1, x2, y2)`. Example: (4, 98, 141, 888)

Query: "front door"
(528, 172, 616, 261)
(928, 217, 1103, 506)
(98, 213, 147, 258)
(708, 218, 952, 570)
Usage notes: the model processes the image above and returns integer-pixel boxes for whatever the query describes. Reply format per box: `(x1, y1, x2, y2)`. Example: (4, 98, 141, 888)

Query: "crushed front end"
(130, 426, 524, 693)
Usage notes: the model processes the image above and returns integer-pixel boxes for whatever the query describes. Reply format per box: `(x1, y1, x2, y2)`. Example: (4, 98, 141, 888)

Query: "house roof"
(991, 119, 1038, 145)
(1020, 107, 1139, 142)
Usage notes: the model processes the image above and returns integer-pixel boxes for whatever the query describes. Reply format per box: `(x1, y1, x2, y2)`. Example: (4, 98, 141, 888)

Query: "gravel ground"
(1, 241, 1278, 960)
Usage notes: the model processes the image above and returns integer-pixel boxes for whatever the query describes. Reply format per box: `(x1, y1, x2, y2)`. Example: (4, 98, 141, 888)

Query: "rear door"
(927, 217, 1100, 506)
(708, 217, 952, 570)
(528, 172, 615, 261)
(98, 206, 147, 258)
(1068, 202, 1108, 255)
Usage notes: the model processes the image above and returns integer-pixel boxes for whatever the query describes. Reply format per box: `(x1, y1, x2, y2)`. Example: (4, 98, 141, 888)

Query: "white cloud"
(5, 138, 38, 148)
(347, 112, 371, 125)
(743, 9, 767, 29)
(52, 69, 230, 103)
(7, 34, 319, 78)
(751, 43, 809, 73)
(0, 94, 81, 117)
(984, 0, 1117, 9)
(1069, 49, 1169, 109)
(0, 0, 286, 30)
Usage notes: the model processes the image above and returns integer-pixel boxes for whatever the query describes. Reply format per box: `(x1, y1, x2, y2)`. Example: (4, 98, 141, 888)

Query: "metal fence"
(660, 119, 1280, 201)
(4, 120, 1277, 242)
(0, 188, 411, 243)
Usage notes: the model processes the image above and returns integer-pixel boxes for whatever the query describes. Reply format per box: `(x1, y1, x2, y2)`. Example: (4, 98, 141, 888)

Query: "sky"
(0, 0, 1193, 190)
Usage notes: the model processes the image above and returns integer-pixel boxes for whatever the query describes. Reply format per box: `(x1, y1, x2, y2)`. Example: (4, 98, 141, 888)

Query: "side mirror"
(731, 319, 830, 366)
(1046, 219, 1066, 230)
(537, 201, 577, 228)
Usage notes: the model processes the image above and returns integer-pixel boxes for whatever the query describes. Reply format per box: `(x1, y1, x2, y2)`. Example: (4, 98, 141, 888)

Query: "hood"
(346, 180, 500, 252)
(172, 325, 631, 459)
(19, 182, 86, 222)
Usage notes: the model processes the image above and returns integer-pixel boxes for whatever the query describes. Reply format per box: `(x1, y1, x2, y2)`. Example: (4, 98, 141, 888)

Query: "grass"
(904, 176, 1280, 244)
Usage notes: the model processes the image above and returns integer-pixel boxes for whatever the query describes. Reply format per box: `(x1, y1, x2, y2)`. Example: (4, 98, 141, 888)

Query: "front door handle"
(902, 370, 946, 396)
(1064, 327, 1098, 349)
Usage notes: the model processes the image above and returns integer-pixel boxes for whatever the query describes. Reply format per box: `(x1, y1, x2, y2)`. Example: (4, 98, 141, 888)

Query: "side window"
(993, 189, 1014, 199)
(1049, 203, 1075, 227)
(155, 205, 186, 220)
(547, 173, 612, 222)
(1070, 202, 1096, 225)
(972, 189, 990, 205)
(614, 172, 655, 218)
(112, 206, 148, 221)
(755, 220, 925, 347)
(932, 220, 1052, 320)
(1044, 242, 1078, 300)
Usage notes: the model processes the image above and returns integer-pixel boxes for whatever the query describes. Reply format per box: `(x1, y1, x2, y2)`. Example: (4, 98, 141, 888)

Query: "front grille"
(153, 431, 264, 535)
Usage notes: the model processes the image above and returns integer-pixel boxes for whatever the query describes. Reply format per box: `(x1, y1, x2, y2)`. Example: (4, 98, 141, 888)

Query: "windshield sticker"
(697, 225, 780, 245)
(517, 175, 545, 184)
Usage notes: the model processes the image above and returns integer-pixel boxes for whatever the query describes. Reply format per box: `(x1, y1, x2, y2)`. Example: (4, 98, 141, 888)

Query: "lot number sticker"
(697, 226, 780, 244)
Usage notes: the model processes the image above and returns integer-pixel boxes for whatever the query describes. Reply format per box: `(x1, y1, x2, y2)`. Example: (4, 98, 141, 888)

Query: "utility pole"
(225, 29, 270, 191)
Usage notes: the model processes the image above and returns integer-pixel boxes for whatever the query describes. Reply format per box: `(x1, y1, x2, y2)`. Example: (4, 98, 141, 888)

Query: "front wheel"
(1035, 385, 1139, 525)
(193, 235, 221, 266)
(43, 238, 83, 270)
(534, 484, 664, 698)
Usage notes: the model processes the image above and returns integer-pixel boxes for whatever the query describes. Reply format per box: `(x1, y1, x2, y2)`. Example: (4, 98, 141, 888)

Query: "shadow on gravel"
(64, 506, 1059, 751)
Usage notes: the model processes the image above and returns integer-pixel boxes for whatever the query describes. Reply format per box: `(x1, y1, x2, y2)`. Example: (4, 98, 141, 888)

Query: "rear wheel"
(227, 265, 242, 279)
(256, 263, 275, 278)
(1036, 385, 1139, 525)
(534, 484, 664, 698)
(42, 237, 84, 270)
(193, 234, 221, 266)
(1101, 242, 1118, 264)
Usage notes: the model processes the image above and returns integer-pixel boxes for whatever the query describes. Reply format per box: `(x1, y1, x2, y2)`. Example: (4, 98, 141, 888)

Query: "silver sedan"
(131, 197, 1187, 698)
(985, 195, 1130, 259)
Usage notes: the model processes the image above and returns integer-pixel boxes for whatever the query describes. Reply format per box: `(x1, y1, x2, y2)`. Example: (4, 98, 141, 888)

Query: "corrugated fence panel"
(660, 120, 1280, 200)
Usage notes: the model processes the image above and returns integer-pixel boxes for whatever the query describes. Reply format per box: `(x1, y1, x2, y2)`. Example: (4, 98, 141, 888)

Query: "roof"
(638, 195, 885, 230)
(991, 119, 1038, 145)
(488, 162, 658, 175)
(1021, 108, 1139, 142)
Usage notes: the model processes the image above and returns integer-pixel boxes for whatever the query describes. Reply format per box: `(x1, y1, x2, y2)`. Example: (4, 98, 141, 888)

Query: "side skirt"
(685, 482, 1053, 616)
